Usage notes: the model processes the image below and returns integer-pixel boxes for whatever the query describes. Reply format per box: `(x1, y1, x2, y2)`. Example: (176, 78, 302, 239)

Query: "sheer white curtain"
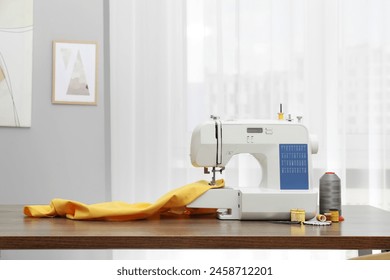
(110, 0, 390, 260)
(110, 0, 189, 203)
(323, 0, 390, 210)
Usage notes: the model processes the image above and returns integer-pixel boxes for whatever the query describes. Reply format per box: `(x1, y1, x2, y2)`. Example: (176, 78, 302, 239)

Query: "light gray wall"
(0, 0, 111, 259)
(0, 0, 110, 205)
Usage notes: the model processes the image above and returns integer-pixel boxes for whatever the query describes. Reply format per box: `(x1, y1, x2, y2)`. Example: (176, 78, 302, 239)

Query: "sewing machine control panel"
(245, 127, 274, 143)
(279, 144, 309, 190)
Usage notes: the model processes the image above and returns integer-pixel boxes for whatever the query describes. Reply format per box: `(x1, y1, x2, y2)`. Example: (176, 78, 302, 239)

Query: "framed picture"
(0, 0, 33, 127)
(52, 41, 98, 105)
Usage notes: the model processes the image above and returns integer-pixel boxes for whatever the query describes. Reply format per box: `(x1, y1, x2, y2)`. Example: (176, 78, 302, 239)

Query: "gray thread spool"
(319, 172, 341, 215)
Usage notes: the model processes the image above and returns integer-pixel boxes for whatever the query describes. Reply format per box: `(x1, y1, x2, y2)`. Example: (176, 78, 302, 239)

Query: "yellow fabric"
(23, 179, 224, 221)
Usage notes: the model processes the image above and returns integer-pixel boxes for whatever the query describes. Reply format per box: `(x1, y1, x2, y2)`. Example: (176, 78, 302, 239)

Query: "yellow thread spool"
(290, 209, 305, 223)
(278, 104, 284, 120)
(329, 209, 339, 223)
(316, 214, 327, 222)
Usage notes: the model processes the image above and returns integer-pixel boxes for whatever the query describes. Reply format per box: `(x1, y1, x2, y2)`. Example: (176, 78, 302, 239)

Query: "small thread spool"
(319, 172, 342, 215)
(291, 209, 305, 223)
(324, 212, 332, 221)
(278, 104, 284, 120)
(330, 209, 339, 223)
(316, 214, 327, 222)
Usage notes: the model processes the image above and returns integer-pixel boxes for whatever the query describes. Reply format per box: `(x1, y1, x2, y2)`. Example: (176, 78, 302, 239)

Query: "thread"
(319, 172, 342, 215)
(278, 103, 284, 120)
(290, 209, 305, 223)
(329, 209, 339, 223)
(324, 212, 332, 221)
(316, 214, 327, 222)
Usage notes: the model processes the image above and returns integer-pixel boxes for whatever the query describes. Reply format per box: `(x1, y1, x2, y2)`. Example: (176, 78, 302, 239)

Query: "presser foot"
(204, 167, 225, 185)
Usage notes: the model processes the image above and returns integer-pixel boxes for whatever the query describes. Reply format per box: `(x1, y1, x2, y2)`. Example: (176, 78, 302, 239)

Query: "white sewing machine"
(187, 115, 318, 220)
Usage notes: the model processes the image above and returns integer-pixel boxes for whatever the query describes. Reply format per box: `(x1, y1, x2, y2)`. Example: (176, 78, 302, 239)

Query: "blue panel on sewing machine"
(279, 144, 309, 190)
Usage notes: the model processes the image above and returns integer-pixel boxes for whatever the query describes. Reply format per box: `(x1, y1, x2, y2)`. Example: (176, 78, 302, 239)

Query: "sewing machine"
(187, 115, 318, 220)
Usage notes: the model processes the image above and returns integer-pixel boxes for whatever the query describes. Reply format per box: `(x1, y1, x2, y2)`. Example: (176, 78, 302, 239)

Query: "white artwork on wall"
(52, 41, 98, 105)
(0, 0, 33, 127)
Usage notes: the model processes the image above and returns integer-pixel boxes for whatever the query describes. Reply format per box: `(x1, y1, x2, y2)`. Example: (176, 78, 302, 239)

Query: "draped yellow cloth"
(23, 179, 224, 221)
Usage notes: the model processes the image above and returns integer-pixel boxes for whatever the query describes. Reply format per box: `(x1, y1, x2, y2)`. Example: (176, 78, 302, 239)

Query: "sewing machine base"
(187, 188, 317, 220)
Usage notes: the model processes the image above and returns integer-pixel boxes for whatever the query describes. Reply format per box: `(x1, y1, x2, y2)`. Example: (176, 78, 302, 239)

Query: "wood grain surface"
(1, 205, 389, 250)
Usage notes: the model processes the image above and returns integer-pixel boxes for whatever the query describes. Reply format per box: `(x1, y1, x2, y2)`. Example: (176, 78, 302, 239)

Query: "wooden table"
(1, 205, 389, 250)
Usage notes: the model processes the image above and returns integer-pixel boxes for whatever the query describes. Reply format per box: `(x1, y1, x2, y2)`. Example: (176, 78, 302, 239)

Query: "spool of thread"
(324, 212, 332, 221)
(290, 209, 305, 223)
(319, 172, 342, 215)
(316, 214, 327, 222)
(330, 209, 339, 223)
(278, 104, 284, 120)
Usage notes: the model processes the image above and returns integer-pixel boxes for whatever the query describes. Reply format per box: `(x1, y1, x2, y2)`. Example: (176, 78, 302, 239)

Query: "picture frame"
(52, 41, 98, 105)
(0, 0, 33, 127)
